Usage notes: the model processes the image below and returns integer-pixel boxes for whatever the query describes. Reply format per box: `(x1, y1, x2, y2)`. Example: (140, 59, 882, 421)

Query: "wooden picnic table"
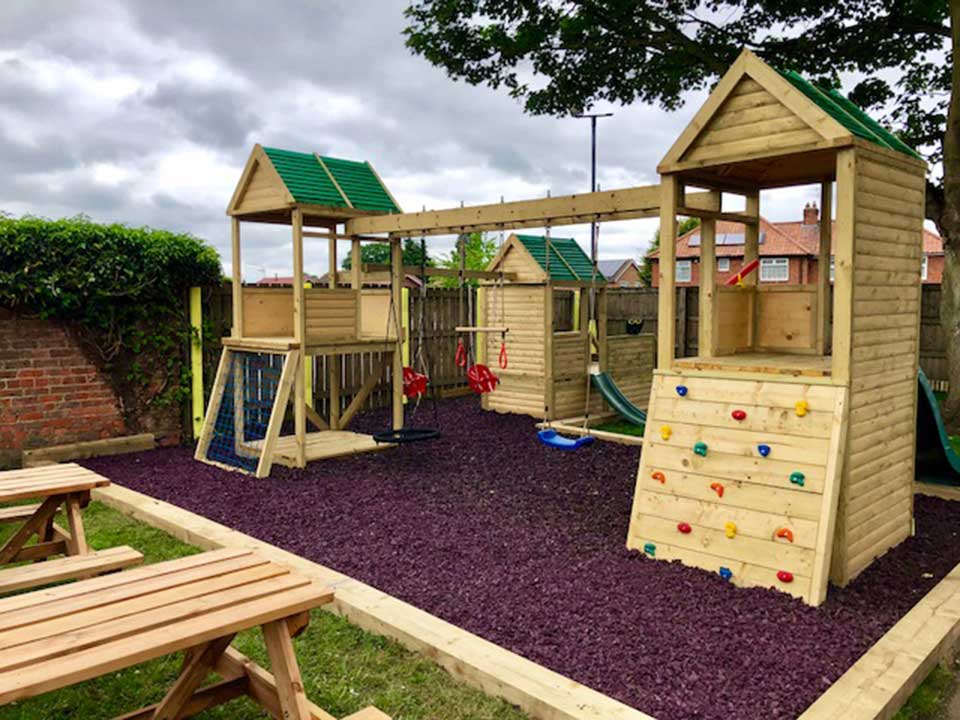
(0, 462, 110, 564)
(0, 547, 387, 720)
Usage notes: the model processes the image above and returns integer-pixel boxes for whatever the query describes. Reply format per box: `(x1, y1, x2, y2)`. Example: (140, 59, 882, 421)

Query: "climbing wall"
(627, 372, 848, 605)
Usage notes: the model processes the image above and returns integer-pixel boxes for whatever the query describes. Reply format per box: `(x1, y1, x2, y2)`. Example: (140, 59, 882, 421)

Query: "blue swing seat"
(537, 429, 595, 451)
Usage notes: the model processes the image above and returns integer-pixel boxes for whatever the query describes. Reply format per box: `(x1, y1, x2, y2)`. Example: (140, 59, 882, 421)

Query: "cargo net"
(204, 350, 288, 473)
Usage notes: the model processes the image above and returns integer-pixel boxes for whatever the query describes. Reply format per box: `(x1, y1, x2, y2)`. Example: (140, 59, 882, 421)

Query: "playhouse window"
(676, 260, 692, 283)
(760, 258, 789, 283)
(717, 258, 730, 272)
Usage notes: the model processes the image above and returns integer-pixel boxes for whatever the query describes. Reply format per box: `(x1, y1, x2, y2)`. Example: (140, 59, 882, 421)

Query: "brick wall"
(0, 309, 126, 466)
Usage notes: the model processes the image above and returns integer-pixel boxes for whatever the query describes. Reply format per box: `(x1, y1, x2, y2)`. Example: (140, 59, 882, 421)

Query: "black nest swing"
(373, 238, 441, 445)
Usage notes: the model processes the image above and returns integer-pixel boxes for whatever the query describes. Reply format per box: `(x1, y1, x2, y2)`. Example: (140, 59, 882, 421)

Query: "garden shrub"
(0, 214, 222, 436)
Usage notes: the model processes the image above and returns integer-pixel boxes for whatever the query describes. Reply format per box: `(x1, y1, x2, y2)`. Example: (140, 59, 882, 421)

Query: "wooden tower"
(627, 50, 927, 604)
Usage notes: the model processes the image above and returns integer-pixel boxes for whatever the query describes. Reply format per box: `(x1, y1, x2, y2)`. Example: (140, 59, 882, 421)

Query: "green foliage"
(342, 238, 433, 271)
(893, 662, 956, 720)
(640, 217, 699, 286)
(0, 215, 222, 427)
(435, 232, 499, 288)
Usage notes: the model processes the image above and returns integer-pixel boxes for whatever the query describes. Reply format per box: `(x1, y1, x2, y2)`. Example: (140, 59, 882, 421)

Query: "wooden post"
(744, 190, 760, 349)
(391, 240, 404, 430)
(543, 284, 555, 419)
(817, 182, 833, 355)
(699, 191, 721, 358)
(676, 286, 687, 358)
(231, 218, 243, 337)
(476, 286, 487, 365)
(351, 236, 362, 338)
(832, 149, 856, 383)
(572, 290, 581, 332)
(292, 208, 306, 467)
(326, 226, 340, 429)
(657, 176, 679, 369)
(401, 286, 410, 407)
(189, 287, 204, 439)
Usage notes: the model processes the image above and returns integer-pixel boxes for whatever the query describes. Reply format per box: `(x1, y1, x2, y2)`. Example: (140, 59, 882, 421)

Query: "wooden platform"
(673, 352, 832, 378)
(245, 431, 394, 467)
(222, 335, 395, 356)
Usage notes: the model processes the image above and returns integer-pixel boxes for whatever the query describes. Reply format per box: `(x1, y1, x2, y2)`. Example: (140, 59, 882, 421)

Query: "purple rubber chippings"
(84, 398, 960, 719)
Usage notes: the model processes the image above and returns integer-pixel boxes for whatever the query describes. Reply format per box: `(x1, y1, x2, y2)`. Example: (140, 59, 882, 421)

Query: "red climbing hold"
(732, 409, 746, 421)
(677, 522, 692, 534)
(651, 471, 666, 484)
(709, 482, 724, 498)
(777, 570, 793, 583)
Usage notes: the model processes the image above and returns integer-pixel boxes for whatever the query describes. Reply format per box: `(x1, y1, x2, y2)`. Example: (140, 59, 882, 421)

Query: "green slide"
(591, 372, 647, 428)
(916, 368, 960, 485)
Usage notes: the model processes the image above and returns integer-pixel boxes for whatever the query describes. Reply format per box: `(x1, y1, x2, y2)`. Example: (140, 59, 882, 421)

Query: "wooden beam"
(676, 207, 758, 225)
(831, 149, 856, 384)
(657, 176, 679, 370)
(744, 190, 761, 349)
(817, 182, 833, 355)
(361, 264, 517, 281)
(345, 185, 718, 237)
(254, 350, 298, 478)
(231, 218, 243, 337)
(338, 358, 386, 430)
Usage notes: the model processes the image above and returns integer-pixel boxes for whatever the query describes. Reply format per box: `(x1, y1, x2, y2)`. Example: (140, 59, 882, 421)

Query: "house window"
(676, 260, 692, 283)
(921, 255, 929, 281)
(760, 257, 789, 283)
(717, 258, 730, 272)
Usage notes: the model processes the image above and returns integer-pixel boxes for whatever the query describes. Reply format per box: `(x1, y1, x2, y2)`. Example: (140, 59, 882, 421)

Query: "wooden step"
(0, 546, 144, 595)
(0, 504, 41, 524)
(341, 708, 392, 720)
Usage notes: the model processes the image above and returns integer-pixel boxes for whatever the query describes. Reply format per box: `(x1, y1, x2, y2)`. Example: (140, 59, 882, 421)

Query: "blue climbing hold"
(676, 385, 688, 397)
(790, 471, 805, 487)
(694, 441, 708, 457)
(757, 444, 771, 457)
(719, 567, 733, 581)
(643, 542, 656, 557)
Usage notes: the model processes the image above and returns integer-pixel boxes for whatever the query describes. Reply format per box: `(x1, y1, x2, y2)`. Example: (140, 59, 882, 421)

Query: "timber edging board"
(21, 434, 155, 468)
(92, 484, 652, 720)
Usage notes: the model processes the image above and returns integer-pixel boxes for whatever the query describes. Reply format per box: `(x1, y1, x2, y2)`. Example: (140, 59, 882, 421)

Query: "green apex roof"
(514, 234, 605, 284)
(262, 146, 400, 214)
(779, 71, 922, 160)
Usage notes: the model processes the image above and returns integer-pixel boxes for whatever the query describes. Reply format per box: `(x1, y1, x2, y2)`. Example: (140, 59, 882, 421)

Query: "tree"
(640, 217, 700, 286)
(435, 232, 499, 287)
(404, 2, 957, 424)
(342, 238, 433, 271)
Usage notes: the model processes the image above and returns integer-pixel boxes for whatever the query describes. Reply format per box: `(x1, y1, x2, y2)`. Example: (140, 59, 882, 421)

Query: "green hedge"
(0, 214, 222, 429)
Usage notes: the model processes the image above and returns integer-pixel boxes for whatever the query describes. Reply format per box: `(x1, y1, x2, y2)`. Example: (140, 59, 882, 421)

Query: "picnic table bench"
(0, 547, 390, 720)
(0, 463, 142, 593)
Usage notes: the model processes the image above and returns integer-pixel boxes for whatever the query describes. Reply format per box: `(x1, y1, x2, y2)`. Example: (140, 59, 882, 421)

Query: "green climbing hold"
(790, 471, 805, 487)
(643, 542, 656, 557)
(694, 441, 708, 457)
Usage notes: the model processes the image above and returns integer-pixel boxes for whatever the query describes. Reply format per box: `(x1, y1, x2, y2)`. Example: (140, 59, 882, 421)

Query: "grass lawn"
(0, 502, 528, 720)
(592, 419, 645, 437)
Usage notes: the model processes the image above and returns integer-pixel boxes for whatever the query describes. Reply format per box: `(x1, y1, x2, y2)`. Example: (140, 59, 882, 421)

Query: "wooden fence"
(192, 283, 950, 438)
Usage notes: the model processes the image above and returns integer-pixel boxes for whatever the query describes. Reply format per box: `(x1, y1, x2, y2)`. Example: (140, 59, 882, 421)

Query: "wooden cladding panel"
(305, 289, 358, 340)
(484, 286, 547, 417)
(628, 372, 847, 605)
(756, 286, 817, 352)
(832, 145, 925, 586)
(716, 288, 752, 353)
(241, 288, 294, 337)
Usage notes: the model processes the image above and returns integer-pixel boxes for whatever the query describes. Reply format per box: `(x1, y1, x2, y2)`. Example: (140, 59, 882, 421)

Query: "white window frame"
(759, 257, 789, 283)
(921, 255, 929, 281)
(717, 257, 730, 272)
(675, 260, 692, 283)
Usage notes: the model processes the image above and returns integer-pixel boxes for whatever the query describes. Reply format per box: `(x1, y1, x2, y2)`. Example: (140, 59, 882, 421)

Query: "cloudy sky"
(2, 1, 875, 280)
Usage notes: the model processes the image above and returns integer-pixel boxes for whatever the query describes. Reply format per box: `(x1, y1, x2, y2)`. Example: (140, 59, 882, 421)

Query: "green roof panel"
(262, 147, 346, 207)
(320, 156, 401, 214)
(514, 234, 604, 284)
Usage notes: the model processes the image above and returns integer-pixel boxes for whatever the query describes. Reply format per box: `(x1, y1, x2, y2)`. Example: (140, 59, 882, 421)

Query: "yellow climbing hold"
(725, 521, 738, 539)
(795, 400, 809, 417)
(660, 425, 672, 441)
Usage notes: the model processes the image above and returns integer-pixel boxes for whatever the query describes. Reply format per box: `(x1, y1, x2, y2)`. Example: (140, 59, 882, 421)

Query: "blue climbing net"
(204, 350, 286, 473)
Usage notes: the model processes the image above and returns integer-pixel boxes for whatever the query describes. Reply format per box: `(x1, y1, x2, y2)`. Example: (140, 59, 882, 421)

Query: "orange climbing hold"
(775, 528, 794, 543)
(710, 482, 724, 498)
(651, 471, 666, 484)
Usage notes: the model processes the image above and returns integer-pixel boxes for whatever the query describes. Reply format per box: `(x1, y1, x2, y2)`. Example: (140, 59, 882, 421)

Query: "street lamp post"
(573, 111, 613, 265)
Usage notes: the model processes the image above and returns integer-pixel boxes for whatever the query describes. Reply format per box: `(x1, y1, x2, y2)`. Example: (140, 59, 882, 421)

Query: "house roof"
(597, 258, 637, 280)
(513, 234, 605, 284)
(648, 218, 943, 259)
(260, 146, 401, 214)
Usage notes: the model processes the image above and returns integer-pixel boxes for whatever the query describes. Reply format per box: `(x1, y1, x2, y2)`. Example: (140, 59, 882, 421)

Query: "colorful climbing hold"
(719, 567, 733, 581)
(710, 482, 724, 498)
(777, 570, 794, 583)
(677, 522, 692, 534)
(676, 385, 688, 397)
(724, 521, 737, 539)
(660, 425, 672, 441)
(651, 471, 666, 484)
(643, 542, 656, 557)
(757, 444, 771, 457)
(732, 409, 747, 421)
(789, 471, 805, 487)
(693, 441, 708, 457)
(775, 528, 794, 543)
(795, 400, 809, 417)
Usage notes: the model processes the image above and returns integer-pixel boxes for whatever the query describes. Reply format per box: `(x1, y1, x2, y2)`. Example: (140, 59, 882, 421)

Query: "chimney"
(803, 202, 819, 226)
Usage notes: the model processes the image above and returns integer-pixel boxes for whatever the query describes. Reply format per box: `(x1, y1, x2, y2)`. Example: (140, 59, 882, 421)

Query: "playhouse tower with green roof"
(195, 144, 406, 478)
(628, 50, 928, 604)
(482, 233, 655, 421)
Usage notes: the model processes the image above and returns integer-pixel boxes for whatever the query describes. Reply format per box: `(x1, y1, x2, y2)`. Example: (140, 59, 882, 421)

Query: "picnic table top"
(0, 547, 333, 705)
(0, 463, 110, 503)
